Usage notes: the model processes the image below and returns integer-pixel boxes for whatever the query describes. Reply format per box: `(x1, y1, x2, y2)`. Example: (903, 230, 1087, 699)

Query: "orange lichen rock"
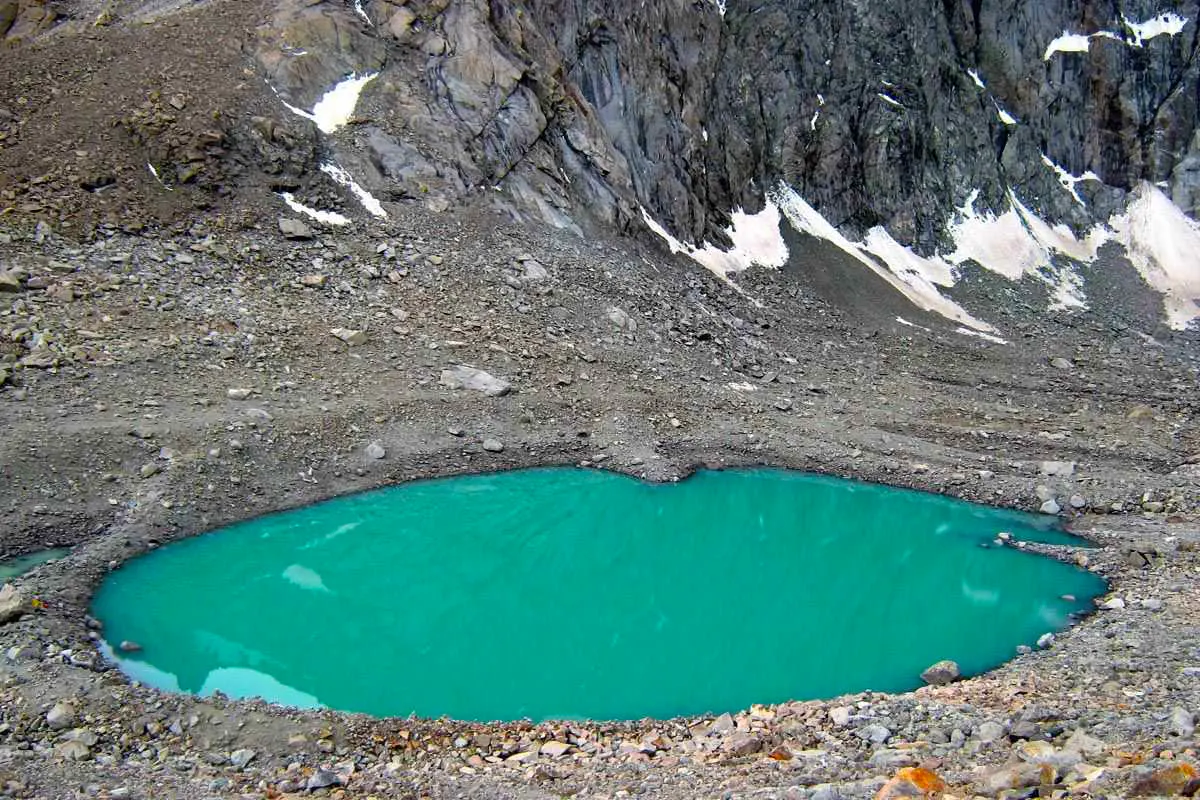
(874, 767, 948, 799)
(1131, 762, 1197, 796)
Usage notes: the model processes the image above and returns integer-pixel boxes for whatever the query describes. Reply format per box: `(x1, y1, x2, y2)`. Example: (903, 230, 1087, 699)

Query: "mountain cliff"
(1, 0, 1198, 332)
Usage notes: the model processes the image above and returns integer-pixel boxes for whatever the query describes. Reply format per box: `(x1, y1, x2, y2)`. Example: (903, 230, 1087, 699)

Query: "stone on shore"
(0, 584, 26, 624)
(920, 659, 960, 686)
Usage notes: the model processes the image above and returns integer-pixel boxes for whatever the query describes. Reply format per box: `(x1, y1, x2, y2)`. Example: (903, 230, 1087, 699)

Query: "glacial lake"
(92, 467, 1104, 721)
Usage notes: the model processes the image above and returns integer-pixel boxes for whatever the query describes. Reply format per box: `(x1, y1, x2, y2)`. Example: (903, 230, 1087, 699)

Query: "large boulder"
(920, 659, 961, 686)
(0, 583, 26, 624)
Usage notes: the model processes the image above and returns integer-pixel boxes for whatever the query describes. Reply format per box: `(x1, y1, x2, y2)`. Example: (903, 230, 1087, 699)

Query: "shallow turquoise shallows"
(92, 468, 1104, 722)
(0, 548, 69, 581)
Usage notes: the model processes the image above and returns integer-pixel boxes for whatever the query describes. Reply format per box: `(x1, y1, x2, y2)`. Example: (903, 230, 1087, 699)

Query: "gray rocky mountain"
(259, 0, 1200, 247)
(1, 0, 1197, 331)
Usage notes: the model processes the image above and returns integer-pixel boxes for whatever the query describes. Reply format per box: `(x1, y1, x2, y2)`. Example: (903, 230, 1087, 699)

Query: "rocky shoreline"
(1, 208, 1198, 799)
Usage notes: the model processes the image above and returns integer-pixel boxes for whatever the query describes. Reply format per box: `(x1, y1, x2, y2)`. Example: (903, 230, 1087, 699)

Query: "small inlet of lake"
(91, 467, 1104, 722)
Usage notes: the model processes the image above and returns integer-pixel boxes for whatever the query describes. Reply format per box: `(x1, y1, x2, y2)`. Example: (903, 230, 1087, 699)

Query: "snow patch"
(877, 93, 903, 108)
(147, 163, 171, 191)
(810, 95, 826, 130)
(353, 0, 371, 25)
(770, 185, 998, 334)
(1041, 154, 1102, 205)
(956, 327, 1009, 345)
(1123, 12, 1187, 45)
(710, 0, 726, 16)
(996, 106, 1018, 125)
(641, 201, 789, 279)
(1044, 31, 1092, 60)
(280, 192, 350, 226)
(1107, 183, 1200, 329)
(896, 317, 931, 332)
(320, 164, 387, 218)
(1045, 14, 1187, 60)
(946, 191, 1101, 310)
(968, 69, 986, 90)
(278, 73, 378, 134)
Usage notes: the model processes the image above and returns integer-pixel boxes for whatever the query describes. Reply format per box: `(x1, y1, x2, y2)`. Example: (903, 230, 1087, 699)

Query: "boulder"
(330, 327, 367, 347)
(439, 365, 512, 397)
(278, 217, 314, 240)
(46, 702, 76, 730)
(920, 659, 960, 686)
(0, 584, 25, 624)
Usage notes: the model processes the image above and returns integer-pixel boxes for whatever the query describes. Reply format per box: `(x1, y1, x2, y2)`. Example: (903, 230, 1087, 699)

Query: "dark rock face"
(257, 0, 1200, 254)
(699, 0, 1200, 249)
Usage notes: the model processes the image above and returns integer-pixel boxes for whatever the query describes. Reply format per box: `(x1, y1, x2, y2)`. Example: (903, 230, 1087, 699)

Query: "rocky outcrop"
(0, 0, 55, 45)
(250, 0, 1200, 260)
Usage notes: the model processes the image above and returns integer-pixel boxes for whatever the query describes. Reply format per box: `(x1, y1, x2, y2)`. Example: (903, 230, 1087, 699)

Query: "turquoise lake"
(91, 467, 1104, 721)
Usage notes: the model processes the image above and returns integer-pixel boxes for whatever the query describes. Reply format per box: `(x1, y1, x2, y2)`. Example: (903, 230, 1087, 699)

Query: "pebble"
(976, 720, 1006, 743)
(366, 441, 386, 460)
(278, 218, 314, 240)
(1170, 707, 1196, 737)
(482, 438, 505, 453)
(305, 769, 340, 791)
(856, 724, 891, 744)
(46, 702, 76, 730)
(330, 327, 367, 347)
(229, 748, 256, 769)
(539, 741, 570, 757)
(1039, 499, 1061, 515)
(226, 388, 252, 400)
(439, 365, 512, 397)
(1039, 460, 1076, 477)
(54, 740, 91, 761)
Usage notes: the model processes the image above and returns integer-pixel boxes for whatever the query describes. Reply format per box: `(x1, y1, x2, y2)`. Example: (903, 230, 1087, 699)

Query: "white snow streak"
(645, 177, 1200, 335)
(641, 201, 789, 279)
(1123, 12, 1188, 45)
(896, 317, 931, 332)
(320, 164, 387, 218)
(147, 163, 171, 190)
(877, 93, 903, 108)
(1107, 183, 1200, 329)
(1040, 154, 1102, 206)
(1045, 14, 1188, 60)
(997, 106, 1018, 125)
(278, 73, 378, 134)
(946, 191, 1101, 310)
(279, 192, 350, 226)
(770, 185, 999, 334)
(968, 69, 986, 90)
(1044, 31, 1093, 60)
(956, 327, 1009, 345)
(353, 0, 371, 25)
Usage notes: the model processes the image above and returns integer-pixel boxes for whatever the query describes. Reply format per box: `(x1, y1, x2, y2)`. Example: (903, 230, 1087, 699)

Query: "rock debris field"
(0, 194, 1197, 799)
